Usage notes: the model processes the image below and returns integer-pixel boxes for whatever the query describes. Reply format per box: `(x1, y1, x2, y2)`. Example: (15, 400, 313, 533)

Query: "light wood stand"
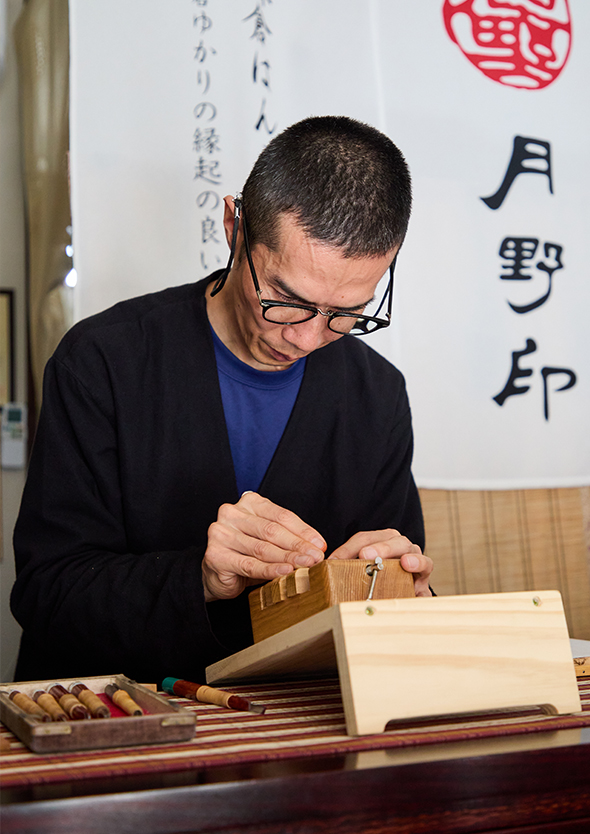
(207, 591, 581, 736)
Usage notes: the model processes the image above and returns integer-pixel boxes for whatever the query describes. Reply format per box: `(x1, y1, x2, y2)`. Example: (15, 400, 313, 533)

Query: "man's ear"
(222, 194, 243, 249)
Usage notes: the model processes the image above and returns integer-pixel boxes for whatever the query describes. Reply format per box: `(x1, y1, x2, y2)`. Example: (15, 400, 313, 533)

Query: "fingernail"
(405, 555, 419, 571)
(311, 536, 326, 549)
(295, 554, 313, 567)
(362, 547, 378, 561)
(305, 547, 324, 560)
(276, 564, 293, 575)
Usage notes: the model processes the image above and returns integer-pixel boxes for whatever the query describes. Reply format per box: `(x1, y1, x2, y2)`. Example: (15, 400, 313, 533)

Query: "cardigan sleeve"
(10, 353, 242, 684)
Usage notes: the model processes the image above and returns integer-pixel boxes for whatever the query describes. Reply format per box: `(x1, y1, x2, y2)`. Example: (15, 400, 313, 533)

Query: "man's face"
(223, 210, 397, 372)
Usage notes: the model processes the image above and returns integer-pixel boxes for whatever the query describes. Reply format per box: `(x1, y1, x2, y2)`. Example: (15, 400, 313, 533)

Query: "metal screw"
(366, 557, 384, 600)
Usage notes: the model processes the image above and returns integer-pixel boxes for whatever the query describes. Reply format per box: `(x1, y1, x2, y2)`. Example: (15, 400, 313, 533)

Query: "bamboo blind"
(419, 486, 590, 639)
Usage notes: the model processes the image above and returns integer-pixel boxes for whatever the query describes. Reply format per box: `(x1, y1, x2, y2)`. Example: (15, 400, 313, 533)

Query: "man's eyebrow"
(271, 275, 375, 312)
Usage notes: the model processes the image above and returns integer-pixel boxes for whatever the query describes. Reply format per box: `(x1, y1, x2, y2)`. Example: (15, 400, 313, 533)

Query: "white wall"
(70, 0, 590, 490)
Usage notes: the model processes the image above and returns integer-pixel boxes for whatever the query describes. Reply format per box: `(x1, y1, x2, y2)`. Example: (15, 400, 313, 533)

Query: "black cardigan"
(11, 275, 424, 683)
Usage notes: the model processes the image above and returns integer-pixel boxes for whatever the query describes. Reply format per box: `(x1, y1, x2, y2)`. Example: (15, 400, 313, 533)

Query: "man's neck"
(206, 277, 281, 372)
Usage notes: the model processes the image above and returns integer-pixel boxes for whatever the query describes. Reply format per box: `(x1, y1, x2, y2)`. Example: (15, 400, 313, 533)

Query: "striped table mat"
(1, 677, 589, 789)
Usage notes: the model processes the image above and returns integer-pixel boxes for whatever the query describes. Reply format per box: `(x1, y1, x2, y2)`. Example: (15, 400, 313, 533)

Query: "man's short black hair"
(241, 115, 412, 258)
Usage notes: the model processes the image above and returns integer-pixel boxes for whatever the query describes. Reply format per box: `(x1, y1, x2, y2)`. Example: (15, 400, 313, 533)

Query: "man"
(11, 116, 432, 684)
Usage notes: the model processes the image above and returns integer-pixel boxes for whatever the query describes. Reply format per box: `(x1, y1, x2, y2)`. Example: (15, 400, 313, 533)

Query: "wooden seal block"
(249, 559, 414, 643)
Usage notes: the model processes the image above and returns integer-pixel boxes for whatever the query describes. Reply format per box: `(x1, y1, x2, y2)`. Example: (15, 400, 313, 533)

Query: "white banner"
(69, 0, 590, 489)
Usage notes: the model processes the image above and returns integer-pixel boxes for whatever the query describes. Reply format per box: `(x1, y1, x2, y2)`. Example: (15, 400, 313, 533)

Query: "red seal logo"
(443, 0, 572, 89)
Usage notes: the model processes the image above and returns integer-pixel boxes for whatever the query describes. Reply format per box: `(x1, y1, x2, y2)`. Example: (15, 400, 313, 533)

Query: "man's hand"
(328, 529, 433, 597)
(202, 492, 326, 602)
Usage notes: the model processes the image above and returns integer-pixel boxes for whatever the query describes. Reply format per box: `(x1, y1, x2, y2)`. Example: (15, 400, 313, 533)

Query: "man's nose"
(282, 314, 334, 353)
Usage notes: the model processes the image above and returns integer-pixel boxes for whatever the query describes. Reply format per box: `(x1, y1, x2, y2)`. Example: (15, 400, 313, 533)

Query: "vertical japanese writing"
(192, 0, 223, 274)
(484, 136, 577, 421)
(243, 0, 277, 137)
(481, 137, 553, 210)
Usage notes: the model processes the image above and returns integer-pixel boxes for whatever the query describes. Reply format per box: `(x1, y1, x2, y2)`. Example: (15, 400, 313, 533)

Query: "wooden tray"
(0, 673, 195, 753)
(249, 558, 415, 643)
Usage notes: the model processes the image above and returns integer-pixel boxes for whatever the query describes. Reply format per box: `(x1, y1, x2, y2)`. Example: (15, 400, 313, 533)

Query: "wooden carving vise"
(210, 566, 580, 737)
(249, 558, 415, 643)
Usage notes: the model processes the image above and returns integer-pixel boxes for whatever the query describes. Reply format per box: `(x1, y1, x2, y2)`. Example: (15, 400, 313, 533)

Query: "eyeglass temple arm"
(368, 252, 396, 321)
(210, 193, 243, 297)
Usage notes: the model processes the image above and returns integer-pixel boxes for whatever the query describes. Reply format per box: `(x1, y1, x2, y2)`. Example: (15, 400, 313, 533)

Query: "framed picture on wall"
(0, 288, 15, 407)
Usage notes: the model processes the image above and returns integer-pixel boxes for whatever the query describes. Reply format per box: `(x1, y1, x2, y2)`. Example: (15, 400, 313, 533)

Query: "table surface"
(3, 640, 590, 834)
(2, 691, 590, 834)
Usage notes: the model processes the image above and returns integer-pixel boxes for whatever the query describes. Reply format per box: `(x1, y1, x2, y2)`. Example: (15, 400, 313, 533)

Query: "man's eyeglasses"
(211, 195, 396, 336)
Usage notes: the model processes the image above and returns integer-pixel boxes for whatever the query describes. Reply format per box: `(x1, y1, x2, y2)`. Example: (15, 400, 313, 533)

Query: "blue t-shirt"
(211, 328, 306, 495)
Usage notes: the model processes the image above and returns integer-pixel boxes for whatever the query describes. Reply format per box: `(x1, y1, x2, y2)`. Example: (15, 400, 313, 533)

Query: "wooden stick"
(9, 690, 51, 722)
(48, 684, 91, 720)
(162, 678, 265, 714)
(69, 683, 111, 718)
(104, 684, 144, 716)
(32, 691, 69, 722)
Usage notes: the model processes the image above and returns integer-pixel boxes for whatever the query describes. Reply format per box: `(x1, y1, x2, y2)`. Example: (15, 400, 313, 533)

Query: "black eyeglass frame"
(211, 195, 396, 336)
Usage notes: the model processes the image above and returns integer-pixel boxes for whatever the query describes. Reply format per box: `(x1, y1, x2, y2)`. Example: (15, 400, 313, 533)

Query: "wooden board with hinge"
(210, 590, 582, 736)
(249, 558, 415, 643)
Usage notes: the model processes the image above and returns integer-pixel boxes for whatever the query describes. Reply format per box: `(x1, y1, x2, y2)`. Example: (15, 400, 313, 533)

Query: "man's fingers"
(210, 528, 320, 569)
(235, 493, 327, 551)
(209, 514, 323, 566)
(216, 495, 326, 561)
(400, 551, 434, 597)
(325, 528, 433, 599)
(203, 493, 327, 603)
(328, 529, 415, 561)
(399, 550, 423, 572)
(221, 553, 293, 582)
(202, 550, 295, 602)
